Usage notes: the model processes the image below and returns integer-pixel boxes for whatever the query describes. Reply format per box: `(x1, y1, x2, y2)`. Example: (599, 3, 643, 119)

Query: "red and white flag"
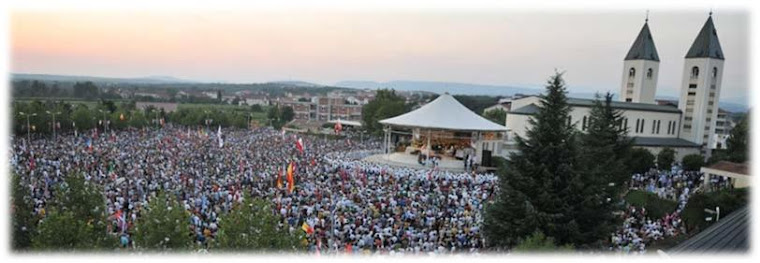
(295, 138, 304, 154)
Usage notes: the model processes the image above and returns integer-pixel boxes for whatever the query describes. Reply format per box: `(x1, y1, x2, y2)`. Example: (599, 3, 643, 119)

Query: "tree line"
(11, 99, 295, 138)
(12, 173, 304, 252)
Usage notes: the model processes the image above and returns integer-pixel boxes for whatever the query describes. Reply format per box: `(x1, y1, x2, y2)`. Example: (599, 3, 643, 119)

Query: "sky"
(10, 9, 749, 101)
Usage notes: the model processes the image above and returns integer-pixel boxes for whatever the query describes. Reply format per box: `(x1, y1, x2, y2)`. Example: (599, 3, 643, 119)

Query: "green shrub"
(682, 188, 748, 232)
(682, 154, 705, 171)
(624, 190, 678, 219)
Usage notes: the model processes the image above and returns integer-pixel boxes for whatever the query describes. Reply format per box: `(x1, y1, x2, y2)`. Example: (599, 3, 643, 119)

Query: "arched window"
(691, 66, 699, 78)
(629, 68, 636, 77)
(646, 68, 653, 79)
(712, 67, 718, 78)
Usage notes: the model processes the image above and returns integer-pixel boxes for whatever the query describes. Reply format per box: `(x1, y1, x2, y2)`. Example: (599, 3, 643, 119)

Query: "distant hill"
(267, 81, 324, 88)
(336, 79, 749, 113)
(11, 73, 198, 84)
(335, 80, 542, 97)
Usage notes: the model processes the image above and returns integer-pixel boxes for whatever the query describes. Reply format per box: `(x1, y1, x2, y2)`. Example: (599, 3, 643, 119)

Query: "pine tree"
(212, 193, 304, 252)
(483, 72, 581, 248)
(573, 93, 632, 247)
(133, 192, 192, 251)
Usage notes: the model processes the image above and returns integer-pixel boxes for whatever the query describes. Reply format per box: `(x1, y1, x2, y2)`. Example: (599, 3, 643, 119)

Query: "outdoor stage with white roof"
(363, 93, 507, 171)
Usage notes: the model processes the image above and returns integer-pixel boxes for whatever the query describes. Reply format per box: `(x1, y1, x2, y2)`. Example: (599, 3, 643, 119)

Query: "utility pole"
(19, 112, 37, 143)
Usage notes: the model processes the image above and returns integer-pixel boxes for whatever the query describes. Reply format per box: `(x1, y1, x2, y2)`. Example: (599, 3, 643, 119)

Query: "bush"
(628, 148, 655, 174)
(682, 154, 705, 171)
(657, 147, 676, 170)
(682, 188, 748, 232)
(624, 190, 678, 219)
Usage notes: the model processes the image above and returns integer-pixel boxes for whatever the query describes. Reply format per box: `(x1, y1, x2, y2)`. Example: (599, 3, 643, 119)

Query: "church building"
(502, 14, 726, 161)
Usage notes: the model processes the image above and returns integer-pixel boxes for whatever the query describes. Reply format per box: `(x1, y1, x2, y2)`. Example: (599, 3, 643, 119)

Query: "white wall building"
(502, 14, 726, 162)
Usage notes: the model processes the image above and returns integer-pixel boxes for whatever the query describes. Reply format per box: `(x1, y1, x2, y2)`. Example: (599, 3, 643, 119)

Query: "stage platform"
(363, 152, 469, 172)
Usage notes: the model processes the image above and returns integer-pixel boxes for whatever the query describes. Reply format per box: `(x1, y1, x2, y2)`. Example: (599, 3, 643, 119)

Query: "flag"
(295, 138, 304, 154)
(29, 154, 36, 171)
(86, 137, 93, 152)
(301, 222, 314, 235)
(334, 119, 343, 134)
(276, 167, 283, 189)
(217, 126, 224, 148)
(287, 162, 295, 194)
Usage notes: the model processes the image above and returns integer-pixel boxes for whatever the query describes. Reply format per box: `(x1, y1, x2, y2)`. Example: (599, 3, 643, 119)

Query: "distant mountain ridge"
(12, 73, 198, 84)
(335, 80, 543, 96)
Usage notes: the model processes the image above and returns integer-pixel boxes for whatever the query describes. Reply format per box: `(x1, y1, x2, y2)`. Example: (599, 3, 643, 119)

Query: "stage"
(363, 152, 469, 172)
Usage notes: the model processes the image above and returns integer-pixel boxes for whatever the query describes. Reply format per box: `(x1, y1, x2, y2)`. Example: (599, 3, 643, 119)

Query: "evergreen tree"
(213, 194, 304, 251)
(573, 92, 632, 247)
(726, 113, 748, 163)
(483, 72, 581, 248)
(133, 192, 191, 251)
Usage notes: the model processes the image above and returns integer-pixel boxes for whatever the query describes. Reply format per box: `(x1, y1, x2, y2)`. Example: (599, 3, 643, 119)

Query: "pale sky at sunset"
(11, 9, 749, 100)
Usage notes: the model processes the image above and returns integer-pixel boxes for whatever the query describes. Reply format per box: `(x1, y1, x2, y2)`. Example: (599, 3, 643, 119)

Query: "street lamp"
(46, 111, 61, 141)
(18, 112, 37, 143)
(98, 109, 108, 133)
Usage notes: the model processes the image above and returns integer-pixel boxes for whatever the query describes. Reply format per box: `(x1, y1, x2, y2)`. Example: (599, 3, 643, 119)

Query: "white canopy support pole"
(427, 130, 431, 156)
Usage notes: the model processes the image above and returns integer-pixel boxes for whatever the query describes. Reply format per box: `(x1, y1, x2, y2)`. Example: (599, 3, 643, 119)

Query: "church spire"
(685, 14, 724, 60)
(624, 18, 660, 61)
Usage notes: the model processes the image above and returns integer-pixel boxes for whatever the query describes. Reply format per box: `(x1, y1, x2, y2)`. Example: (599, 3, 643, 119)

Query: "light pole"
(46, 111, 61, 141)
(98, 109, 108, 133)
(19, 112, 37, 143)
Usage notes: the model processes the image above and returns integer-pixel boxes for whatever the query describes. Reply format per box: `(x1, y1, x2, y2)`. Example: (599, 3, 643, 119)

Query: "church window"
(689, 84, 697, 89)
(582, 116, 587, 131)
(629, 68, 636, 77)
(652, 120, 656, 134)
(625, 98, 632, 102)
(688, 91, 696, 96)
(691, 66, 699, 78)
(647, 68, 653, 79)
(712, 67, 718, 78)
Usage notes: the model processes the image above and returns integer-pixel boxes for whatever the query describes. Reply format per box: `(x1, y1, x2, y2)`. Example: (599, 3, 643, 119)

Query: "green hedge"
(682, 188, 748, 232)
(624, 190, 678, 219)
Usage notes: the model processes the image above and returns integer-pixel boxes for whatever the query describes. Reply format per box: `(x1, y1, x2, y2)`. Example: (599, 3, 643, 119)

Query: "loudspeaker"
(482, 150, 492, 167)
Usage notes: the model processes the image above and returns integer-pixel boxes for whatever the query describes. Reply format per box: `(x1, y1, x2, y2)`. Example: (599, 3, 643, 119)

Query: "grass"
(624, 190, 678, 219)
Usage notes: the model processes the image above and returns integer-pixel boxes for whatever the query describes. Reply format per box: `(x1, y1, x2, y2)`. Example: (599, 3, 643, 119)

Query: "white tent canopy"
(379, 93, 507, 131)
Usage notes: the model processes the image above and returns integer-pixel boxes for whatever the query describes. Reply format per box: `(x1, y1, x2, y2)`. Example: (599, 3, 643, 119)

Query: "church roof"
(379, 93, 508, 131)
(508, 96, 681, 115)
(685, 16, 725, 60)
(625, 22, 660, 61)
(631, 137, 701, 148)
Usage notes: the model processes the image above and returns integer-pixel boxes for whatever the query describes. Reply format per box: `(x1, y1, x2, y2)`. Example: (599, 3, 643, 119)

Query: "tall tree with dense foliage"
(213, 194, 304, 251)
(726, 113, 748, 163)
(483, 72, 581, 248)
(657, 147, 676, 170)
(31, 173, 115, 250)
(133, 192, 192, 250)
(361, 89, 409, 135)
(573, 92, 632, 246)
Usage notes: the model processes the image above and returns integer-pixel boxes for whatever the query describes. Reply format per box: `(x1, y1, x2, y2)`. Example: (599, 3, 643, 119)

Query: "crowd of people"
(11, 126, 497, 254)
(611, 165, 705, 254)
